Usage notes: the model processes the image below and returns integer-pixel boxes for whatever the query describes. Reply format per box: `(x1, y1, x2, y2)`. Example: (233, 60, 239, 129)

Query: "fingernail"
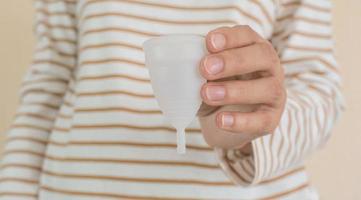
(204, 56, 224, 75)
(222, 114, 234, 127)
(211, 33, 226, 50)
(206, 85, 225, 101)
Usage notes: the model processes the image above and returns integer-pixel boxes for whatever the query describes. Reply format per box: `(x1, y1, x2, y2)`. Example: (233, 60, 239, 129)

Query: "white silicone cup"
(143, 34, 207, 154)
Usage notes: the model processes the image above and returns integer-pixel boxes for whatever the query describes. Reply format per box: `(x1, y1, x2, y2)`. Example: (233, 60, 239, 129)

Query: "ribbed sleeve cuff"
(214, 136, 269, 186)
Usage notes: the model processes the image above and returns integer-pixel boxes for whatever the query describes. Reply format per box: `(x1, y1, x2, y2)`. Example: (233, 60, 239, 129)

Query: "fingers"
(199, 25, 285, 139)
(216, 110, 278, 134)
(200, 41, 279, 80)
(201, 77, 285, 106)
(206, 25, 264, 53)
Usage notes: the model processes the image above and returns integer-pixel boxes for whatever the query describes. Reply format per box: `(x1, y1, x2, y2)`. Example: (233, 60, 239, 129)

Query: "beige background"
(0, 1, 360, 199)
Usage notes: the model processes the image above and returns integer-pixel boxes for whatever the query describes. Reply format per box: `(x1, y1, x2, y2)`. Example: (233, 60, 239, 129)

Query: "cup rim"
(142, 34, 205, 50)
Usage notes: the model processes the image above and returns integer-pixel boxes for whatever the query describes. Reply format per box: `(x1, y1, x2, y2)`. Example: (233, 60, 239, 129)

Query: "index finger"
(206, 25, 264, 53)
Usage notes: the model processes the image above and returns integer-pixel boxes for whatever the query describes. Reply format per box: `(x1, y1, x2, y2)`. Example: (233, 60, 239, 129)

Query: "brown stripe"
(284, 108, 294, 168)
(23, 102, 59, 110)
(274, 124, 285, 175)
(222, 156, 250, 184)
(83, 12, 237, 25)
(304, 94, 315, 152)
(35, 45, 76, 58)
(21, 89, 63, 98)
(260, 166, 306, 185)
(42, 169, 232, 186)
(281, 57, 339, 72)
(288, 102, 302, 166)
(36, 8, 76, 19)
(0, 163, 42, 171)
(80, 58, 144, 67)
(273, 30, 332, 40)
(82, 27, 159, 37)
(38, 32, 77, 45)
(259, 137, 269, 180)
(282, 1, 331, 13)
(76, 90, 154, 98)
(1, 150, 44, 158)
(318, 99, 329, 143)
(259, 182, 309, 200)
(15, 112, 55, 121)
(47, 140, 66, 146)
(35, 20, 76, 31)
(53, 126, 71, 132)
(79, 74, 150, 83)
(241, 158, 255, 179)
(314, 101, 323, 146)
(80, 0, 262, 26)
(238, 162, 253, 180)
(21, 77, 68, 86)
(308, 84, 332, 99)
(283, 31, 332, 41)
(296, 74, 339, 92)
(41, 185, 211, 200)
(63, 100, 74, 107)
(249, 0, 273, 24)
(71, 123, 201, 133)
(277, 14, 330, 26)
(57, 113, 73, 119)
(272, 29, 284, 37)
(45, 154, 220, 169)
(298, 80, 332, 98)
(296, 73, 340, 87)
(268, 121, 277, 174)
(33, 59, 73, 70)
(233, 162, 253, 183)
(11, 124, 50, 132)
(69, 87, 76, 94)
(75, 106, 159, 114)
(0, 177, 38, 185)
(0, 192, 37, 198)
(286, 44, 333, 53)
(6, 136, 47, 146)
(49, 140, 213, 151)
(80, 42, 142, 53)
(293, 93, 310, 157)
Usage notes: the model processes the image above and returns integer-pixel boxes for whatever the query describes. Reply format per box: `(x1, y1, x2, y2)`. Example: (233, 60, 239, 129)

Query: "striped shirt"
(0, 0, 343, 199)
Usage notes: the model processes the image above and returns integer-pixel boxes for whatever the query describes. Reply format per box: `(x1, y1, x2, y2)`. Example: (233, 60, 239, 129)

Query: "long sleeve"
(215, 0, 344, 185)
(0, 0, 77, 198)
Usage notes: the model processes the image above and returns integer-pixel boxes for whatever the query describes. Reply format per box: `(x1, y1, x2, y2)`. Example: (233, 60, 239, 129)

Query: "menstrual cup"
(143, 34, 207, 154)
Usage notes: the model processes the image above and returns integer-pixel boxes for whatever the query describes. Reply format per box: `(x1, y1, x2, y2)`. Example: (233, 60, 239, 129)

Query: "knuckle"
(234, 25, 256, 38)
(268, 77, 284, 103)
(261, 113, 274, 133)
(225, 81, 243, 104)
(237, 50, 247, 65)
(259, 42, 279, 66)
(233, 24, 245, 30)
(238, 25, 253, 32)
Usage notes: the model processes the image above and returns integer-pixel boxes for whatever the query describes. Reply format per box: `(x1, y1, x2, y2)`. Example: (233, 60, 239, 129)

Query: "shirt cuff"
(215, 136, 267, 186)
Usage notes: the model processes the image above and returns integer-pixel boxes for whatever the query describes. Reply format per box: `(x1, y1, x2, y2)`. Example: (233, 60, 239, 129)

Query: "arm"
(0, 0, 77, 198)
(199, 0, 344, 185)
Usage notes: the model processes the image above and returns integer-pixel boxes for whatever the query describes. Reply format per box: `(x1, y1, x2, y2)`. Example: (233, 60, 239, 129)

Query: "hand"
(198, 25, 286, 150)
